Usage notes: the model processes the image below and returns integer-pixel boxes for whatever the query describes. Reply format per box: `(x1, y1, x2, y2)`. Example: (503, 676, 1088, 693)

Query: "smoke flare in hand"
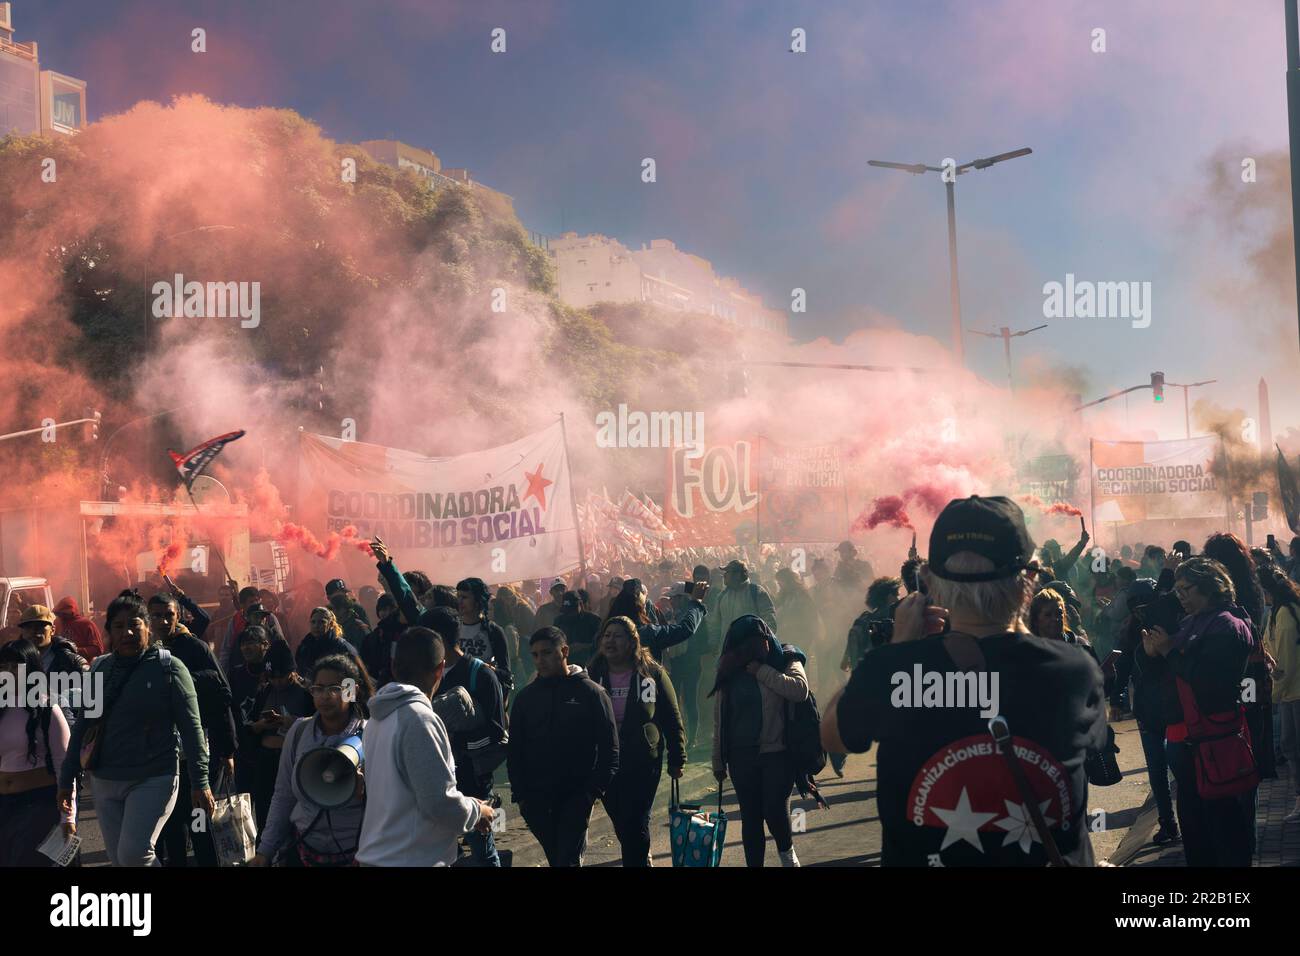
(852, 495, 914, 531)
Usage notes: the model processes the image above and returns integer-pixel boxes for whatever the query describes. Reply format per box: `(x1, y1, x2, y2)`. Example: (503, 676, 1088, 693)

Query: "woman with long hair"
(295, 606, 359, 678)
(251, 653, 373, 866)
(586, 616, 685, 866)
(1203, 532, 1275, 782)
(58, 591, 211, 867)
(605, 577, 707, 660)
(0, 638, 74, 865)
(1142, 558, 1257, 866)
(709, 614, 808, 867)
(1261, 566, 1300, 821)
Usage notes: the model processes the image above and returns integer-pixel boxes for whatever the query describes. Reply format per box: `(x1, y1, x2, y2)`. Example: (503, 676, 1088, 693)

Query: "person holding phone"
(1141, 557, 1257, 866)
(247, 642, 313, 830)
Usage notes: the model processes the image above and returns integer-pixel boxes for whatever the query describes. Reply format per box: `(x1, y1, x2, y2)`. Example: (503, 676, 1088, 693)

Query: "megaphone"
(295, 734, 363, 809)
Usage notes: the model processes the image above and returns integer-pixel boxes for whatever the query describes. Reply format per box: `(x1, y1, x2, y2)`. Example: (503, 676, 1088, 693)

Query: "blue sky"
(21, 0, 1300, 438)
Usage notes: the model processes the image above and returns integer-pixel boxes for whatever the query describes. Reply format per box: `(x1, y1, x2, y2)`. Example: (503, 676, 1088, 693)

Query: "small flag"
(168, 430, 246, 492)
(1277, 445, 1300, 534)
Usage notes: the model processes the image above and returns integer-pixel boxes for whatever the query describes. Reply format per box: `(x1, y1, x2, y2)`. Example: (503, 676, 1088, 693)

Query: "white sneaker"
(779, 847, 800, 868)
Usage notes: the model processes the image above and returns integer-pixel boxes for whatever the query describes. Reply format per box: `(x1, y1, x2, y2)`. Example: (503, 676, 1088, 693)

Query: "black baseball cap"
(561, 591, 580, 609)
(245, 603, 270, 620)
(928, 496, 1035, 583)
(325, 579, 348, 596)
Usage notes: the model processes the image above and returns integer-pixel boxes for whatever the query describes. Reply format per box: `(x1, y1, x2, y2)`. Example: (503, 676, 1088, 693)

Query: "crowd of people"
(1, 505, 1296, 868)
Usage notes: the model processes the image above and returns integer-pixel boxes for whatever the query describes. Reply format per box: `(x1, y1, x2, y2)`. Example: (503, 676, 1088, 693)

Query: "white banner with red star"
(296, 422, 580, 585)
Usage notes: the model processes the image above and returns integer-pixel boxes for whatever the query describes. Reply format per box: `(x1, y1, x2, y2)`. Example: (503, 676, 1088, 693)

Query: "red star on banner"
(523, 463, 553, 508)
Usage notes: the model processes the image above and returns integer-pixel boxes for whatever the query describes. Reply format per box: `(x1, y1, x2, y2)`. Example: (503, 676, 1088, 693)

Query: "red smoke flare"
(156, 541, 184, 578)
(852, 495, 914, 531)
(274, 521, 373, 560)
(1017, 494, 1083, 517)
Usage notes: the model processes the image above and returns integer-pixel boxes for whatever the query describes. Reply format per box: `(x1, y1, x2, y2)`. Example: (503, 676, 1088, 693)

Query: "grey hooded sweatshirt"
(356, 682, 482, 867)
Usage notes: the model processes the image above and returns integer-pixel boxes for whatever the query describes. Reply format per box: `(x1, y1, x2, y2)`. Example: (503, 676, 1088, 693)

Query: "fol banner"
(297, 422, 580, 584)
(757, 442, 847, 543)
(664, 439, 759, 547)
(1090, 436, 1225, 524)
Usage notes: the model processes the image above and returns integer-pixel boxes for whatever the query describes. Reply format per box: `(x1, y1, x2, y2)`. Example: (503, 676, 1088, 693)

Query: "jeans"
(1138, 724, 1175, 826)
(601, 763, 661, 867)
(91, 772, 179, 867)
(457, 766, 500, 866)
(0, 786, 62, 866)
(1166, 741, 1255, 867)
(728, 746, 794, 867)
(519, 790, 596, 867)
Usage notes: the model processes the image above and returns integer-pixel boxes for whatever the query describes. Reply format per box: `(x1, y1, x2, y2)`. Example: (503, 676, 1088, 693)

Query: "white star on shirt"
(930, 787, 998, 852)
(994, 799, 1057, 853)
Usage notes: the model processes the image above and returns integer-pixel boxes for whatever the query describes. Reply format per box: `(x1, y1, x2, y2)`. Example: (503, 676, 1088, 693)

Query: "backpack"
(464, 658, 508, 778)
(780, 644, 826, 779)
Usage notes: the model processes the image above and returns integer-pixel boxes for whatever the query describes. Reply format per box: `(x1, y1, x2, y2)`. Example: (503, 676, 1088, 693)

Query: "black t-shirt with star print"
(836, 631, 1107, 867)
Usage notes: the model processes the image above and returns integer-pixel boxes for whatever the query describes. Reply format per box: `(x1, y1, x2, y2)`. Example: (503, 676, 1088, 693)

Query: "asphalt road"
(69, 719, 1155, 867)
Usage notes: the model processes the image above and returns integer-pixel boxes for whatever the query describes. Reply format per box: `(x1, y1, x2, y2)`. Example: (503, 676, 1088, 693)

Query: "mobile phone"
(1268, 534, 1277, 549)
(683, 580, 696, 595)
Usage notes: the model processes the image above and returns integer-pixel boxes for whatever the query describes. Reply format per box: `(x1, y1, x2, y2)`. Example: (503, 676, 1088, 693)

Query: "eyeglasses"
(308, 684, 345, 697)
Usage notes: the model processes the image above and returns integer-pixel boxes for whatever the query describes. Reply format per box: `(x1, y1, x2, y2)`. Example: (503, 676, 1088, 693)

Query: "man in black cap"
(821, 496, 1107, 867)
(326, 578, 371, 649)
(534, 580, 568, 631)
(833, 540, 873, 590)
(554, 590, 602, 669)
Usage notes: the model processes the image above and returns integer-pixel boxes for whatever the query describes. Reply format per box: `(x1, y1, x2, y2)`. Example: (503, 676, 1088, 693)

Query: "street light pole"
(868, 147, 1032, 370)
(966, 323, 1047, 392)
(946, 180, 963, 367)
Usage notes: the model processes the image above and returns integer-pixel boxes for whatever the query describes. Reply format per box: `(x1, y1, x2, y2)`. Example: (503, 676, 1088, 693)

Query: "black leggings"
(601, 763, 661, 867)
(0, 786, 62, 867)
(160, 760, 222, 867)
(728, 746, 793, 867)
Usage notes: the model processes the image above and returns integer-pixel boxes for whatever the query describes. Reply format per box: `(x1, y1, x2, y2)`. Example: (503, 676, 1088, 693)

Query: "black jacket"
(507, 664, 618, 803)
(43, 637, 88, 677)
(1159, 605, 1255, 728)
(587, 656, 685, 776)
(360, 614, 406, 689)
(161, 627, 238, 761)
(295, 632, 359, 679)
(555, 610, 602, 667)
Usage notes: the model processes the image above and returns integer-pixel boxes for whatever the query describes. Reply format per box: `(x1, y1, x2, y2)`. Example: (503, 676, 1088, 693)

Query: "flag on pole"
(1277, 445, 1300, 534)
(167, 430, 246, 492)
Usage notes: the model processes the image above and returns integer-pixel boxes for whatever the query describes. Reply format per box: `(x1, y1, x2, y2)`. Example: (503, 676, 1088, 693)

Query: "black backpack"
(781, 644, 826, 778)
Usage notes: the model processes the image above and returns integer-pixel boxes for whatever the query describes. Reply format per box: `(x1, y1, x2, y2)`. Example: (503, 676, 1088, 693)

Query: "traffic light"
(1150, 371, 1165, 403)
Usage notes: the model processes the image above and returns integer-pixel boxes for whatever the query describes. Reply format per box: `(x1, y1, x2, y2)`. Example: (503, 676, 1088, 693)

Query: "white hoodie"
(356, 682, 482, 866)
